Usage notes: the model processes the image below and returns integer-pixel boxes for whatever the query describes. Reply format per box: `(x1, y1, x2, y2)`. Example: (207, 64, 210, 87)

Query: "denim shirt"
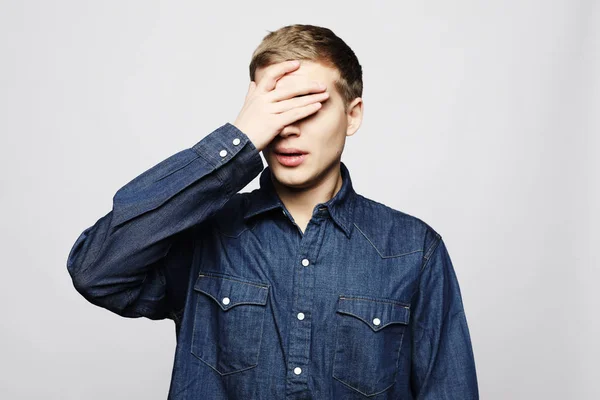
(67, 122, 479, 400)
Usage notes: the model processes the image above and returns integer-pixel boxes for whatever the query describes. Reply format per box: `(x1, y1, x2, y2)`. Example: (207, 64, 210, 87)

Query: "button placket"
(286, 214, 327, 395)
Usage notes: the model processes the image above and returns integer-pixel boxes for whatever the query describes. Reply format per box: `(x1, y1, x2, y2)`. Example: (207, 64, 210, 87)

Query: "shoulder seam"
(421, 230, 442, 272)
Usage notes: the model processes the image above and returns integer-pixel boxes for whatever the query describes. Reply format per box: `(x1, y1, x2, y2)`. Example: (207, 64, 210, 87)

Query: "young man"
(67, 24, 478, 399)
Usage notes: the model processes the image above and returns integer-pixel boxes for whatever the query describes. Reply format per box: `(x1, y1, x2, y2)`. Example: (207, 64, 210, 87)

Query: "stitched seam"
(193, 144, 218, 167)
(423, 231, 441, 261)
(339, 295, 410, 308)
(337, 311, 408, 329)
(196, 272, 270, 289)
(333, 374, 396, 397)
(196, 292, 267, 309)
(354, 223, 422, 259)
(420, 237, 441, 273)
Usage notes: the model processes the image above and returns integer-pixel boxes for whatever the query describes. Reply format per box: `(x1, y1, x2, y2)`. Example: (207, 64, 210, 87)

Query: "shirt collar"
(243, 161, 356, 238)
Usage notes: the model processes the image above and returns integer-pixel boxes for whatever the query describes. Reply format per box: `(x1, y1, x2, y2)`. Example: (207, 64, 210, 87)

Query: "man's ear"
(346, 97, 363, 137)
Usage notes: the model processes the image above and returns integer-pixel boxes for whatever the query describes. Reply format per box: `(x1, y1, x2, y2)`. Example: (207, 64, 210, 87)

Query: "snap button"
(297, 312, 305, 320)
(232, 138, 241, 146)
(372, 317, 381, 326)
(301, 259, 310, 267)
(222, 297, 230, 305)
(219, 149, 227, 157)
(294, 367, 302, 375)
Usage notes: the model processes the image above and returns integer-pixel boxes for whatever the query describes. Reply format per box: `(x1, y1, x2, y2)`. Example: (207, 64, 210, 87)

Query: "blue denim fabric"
(67, 122, 478, 399)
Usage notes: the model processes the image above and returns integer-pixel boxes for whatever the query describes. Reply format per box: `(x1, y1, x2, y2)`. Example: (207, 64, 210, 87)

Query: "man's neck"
(271, 163, 343, 229)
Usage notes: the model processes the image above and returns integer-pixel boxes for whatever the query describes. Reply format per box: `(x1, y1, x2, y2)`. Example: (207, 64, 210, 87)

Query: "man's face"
(254, 60, 362, 190)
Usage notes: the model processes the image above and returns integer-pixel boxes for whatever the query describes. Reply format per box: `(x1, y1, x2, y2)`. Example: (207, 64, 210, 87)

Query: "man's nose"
(279, 123, 301, 137)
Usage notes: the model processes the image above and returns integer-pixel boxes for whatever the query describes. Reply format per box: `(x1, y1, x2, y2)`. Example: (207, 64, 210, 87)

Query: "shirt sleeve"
(409, 229, 479, 399)
(66, 122, 263, 323)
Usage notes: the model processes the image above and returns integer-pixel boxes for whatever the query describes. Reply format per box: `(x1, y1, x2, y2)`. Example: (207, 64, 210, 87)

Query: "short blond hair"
(249, 24, 363, 111)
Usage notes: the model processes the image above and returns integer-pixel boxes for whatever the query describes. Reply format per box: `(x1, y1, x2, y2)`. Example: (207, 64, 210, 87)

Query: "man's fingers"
(258, 60, 301, 92)
(272, 91, 329, 114)
(277, 102, 322, 126)
(269, 81, 327, 103)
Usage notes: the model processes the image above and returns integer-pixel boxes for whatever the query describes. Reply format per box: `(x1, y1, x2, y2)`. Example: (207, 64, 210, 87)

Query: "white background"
(1, 1, 598, 399)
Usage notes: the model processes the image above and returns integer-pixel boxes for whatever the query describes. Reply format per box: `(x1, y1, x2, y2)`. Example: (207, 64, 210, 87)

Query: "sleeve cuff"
(191, 122, 259, 168)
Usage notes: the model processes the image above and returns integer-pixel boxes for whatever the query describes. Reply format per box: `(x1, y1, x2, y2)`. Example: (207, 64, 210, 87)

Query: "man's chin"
(269, 165, 313, 190)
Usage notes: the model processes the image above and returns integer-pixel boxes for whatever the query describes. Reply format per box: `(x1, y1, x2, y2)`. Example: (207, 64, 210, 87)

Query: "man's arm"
(66, 60, 329, 323)
(66, 123, 263, 321)
(410, 229, 479, 399)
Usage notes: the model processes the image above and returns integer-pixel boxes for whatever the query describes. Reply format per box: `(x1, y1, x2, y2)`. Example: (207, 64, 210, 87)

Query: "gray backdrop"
(1, 1, 598, 399)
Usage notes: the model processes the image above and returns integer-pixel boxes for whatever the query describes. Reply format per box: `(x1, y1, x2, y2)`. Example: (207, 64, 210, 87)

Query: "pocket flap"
(194, 273, 269, 311)
(336, 295, 410, 332)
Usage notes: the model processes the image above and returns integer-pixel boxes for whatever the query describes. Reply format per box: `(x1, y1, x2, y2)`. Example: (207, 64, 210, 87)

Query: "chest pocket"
(191, 272, 269, 375)
(332, 295, 410, 396)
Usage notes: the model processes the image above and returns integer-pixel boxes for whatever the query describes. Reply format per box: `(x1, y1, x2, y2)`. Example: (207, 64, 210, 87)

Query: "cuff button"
(219, 149, 228, 157)
(232, 138, 241, 146)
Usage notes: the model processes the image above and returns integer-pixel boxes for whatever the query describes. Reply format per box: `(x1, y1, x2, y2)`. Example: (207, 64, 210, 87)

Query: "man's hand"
(233, 60, 329, 152)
